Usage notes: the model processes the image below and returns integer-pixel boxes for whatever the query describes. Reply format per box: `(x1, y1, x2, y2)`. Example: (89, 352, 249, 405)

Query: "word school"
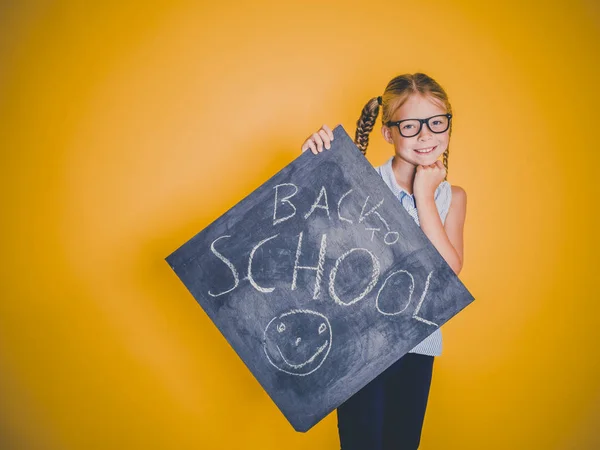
(205, 184, 439, 326)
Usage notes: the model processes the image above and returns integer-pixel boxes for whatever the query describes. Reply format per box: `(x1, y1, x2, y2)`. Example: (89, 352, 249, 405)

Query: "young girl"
(300, 73, 467, 450)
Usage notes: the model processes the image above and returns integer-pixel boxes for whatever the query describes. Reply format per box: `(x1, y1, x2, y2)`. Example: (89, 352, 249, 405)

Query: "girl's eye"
(402, 124, 414, 129)
(432, 120, 442, 125)
(277, 323, 286, 332)
(318, 323, 327, 334)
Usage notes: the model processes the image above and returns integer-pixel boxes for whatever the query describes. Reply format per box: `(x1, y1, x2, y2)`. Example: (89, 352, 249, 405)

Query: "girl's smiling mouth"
(414, 145, 436, 154)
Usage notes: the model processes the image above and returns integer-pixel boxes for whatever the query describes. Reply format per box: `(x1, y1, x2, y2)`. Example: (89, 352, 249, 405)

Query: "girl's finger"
(318, 129, 331, 149)
(312, 133, 324, 152)
(322, 124, 334, 142)
(308, 140, 317, 155)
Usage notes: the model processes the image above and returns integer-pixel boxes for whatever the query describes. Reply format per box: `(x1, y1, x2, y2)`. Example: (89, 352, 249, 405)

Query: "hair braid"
(442, 99, 453, 182)
(354, 97, 380, 155)
(442, 147, 449, 181)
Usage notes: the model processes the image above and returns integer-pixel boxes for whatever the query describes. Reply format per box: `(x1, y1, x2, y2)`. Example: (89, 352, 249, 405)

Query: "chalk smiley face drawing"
(263, 309, 332, 376)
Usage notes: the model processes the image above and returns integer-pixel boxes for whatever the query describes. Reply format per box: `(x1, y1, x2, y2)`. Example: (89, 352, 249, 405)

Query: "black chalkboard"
(165, 125, 474, 432)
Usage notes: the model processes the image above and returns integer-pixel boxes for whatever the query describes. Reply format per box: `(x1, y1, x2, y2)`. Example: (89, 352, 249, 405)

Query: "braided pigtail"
(354, 97, 381, 155)
(442, 102, 453, 181)
(442, 147, 449, 181)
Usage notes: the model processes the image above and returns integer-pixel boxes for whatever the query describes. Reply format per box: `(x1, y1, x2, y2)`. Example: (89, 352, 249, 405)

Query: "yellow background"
(1, 1, 599, 449)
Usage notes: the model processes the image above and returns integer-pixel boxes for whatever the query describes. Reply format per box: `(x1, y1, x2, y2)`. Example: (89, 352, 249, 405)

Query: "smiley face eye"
(318, 323, 326, 334)
(277, 323, 286, 333)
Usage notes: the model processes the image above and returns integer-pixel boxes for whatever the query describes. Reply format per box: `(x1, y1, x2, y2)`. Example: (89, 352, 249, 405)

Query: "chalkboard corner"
(164, 252, 173, 266)
(332, 124, 351, 143)
(164, 250, 179, 271)
(332, 123, 346, 134)
(290, 418, 315, 434)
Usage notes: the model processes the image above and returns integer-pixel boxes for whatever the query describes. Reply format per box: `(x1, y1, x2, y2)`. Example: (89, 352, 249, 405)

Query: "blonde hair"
(354, 73, 453, 180)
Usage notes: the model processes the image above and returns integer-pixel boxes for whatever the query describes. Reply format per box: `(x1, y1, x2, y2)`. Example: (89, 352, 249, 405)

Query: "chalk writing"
(263, 309, 333, 376)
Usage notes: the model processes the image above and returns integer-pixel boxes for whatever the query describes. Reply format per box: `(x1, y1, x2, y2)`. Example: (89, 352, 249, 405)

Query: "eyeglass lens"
(400, 115, 449, 137)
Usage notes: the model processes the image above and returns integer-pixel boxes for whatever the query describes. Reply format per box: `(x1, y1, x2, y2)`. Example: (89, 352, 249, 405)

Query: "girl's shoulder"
(449, 183, 467, 200)
(439, 181, 466, 193)
(446, 183, 467, 219)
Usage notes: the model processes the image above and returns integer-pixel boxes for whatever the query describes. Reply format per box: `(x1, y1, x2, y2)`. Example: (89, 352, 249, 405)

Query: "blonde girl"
(301, 72, 467, 450)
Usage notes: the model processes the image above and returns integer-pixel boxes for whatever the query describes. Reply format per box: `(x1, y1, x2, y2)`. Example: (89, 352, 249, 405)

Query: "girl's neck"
(391, 156, 417, 195)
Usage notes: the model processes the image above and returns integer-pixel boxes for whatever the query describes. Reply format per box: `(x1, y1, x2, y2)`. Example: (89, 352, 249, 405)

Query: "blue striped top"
(376, 157, 452, 357)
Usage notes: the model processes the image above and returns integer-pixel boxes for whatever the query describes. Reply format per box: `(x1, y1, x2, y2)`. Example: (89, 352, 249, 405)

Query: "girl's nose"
(417, 125, 433, 141)
(419, 125, 433, 139)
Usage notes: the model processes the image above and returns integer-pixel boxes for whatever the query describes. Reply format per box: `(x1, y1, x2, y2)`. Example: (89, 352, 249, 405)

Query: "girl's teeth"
(415, 147, 434, 153)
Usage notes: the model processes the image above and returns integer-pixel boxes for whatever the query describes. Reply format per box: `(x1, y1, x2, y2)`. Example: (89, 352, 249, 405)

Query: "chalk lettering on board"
(372, 211, 391, 232)
(412, 271, 439, 327)
(384, 232, 400, 245)
(375, 269, 415, 316)
(329, 248, 380, 306)
(315, 234, 328, 299)
(304, 186, 331, 220)
(365, 227, 380, 241)
(291, 232, 328, 299)
(263, 309, 333, 376)
(358, 196, 385, 224)
(337, 189, 354, 224)
(273, 183, 299, 226)
(247, 234, 280, 293)
(207, 235, 239, 297)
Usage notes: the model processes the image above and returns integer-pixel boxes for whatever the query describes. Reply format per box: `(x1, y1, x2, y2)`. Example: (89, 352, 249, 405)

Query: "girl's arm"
(416, 185, 467, 275)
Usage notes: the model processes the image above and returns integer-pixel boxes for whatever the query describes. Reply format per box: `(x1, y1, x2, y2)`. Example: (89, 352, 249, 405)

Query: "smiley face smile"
(276, 340, 329, 369)
(263, 309, 333, 376)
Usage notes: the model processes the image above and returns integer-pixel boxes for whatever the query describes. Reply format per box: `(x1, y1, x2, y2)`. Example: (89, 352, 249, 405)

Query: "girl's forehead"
(391, 94, 446, 119)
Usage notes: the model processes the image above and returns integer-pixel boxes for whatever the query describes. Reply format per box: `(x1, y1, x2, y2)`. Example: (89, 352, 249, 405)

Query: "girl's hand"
(301, 124, 334, 154)
(413, 160, 446, 200)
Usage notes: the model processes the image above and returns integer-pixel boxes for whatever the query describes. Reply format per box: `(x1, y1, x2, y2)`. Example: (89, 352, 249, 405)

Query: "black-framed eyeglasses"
(385, 113, 452, 138)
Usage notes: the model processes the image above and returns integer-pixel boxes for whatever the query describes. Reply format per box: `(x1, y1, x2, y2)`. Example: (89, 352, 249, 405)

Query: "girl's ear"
(381, 125, 393, 144)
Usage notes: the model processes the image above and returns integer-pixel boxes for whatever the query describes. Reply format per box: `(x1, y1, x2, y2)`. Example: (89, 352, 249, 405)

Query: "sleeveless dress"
(375, 157, 453, 357)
